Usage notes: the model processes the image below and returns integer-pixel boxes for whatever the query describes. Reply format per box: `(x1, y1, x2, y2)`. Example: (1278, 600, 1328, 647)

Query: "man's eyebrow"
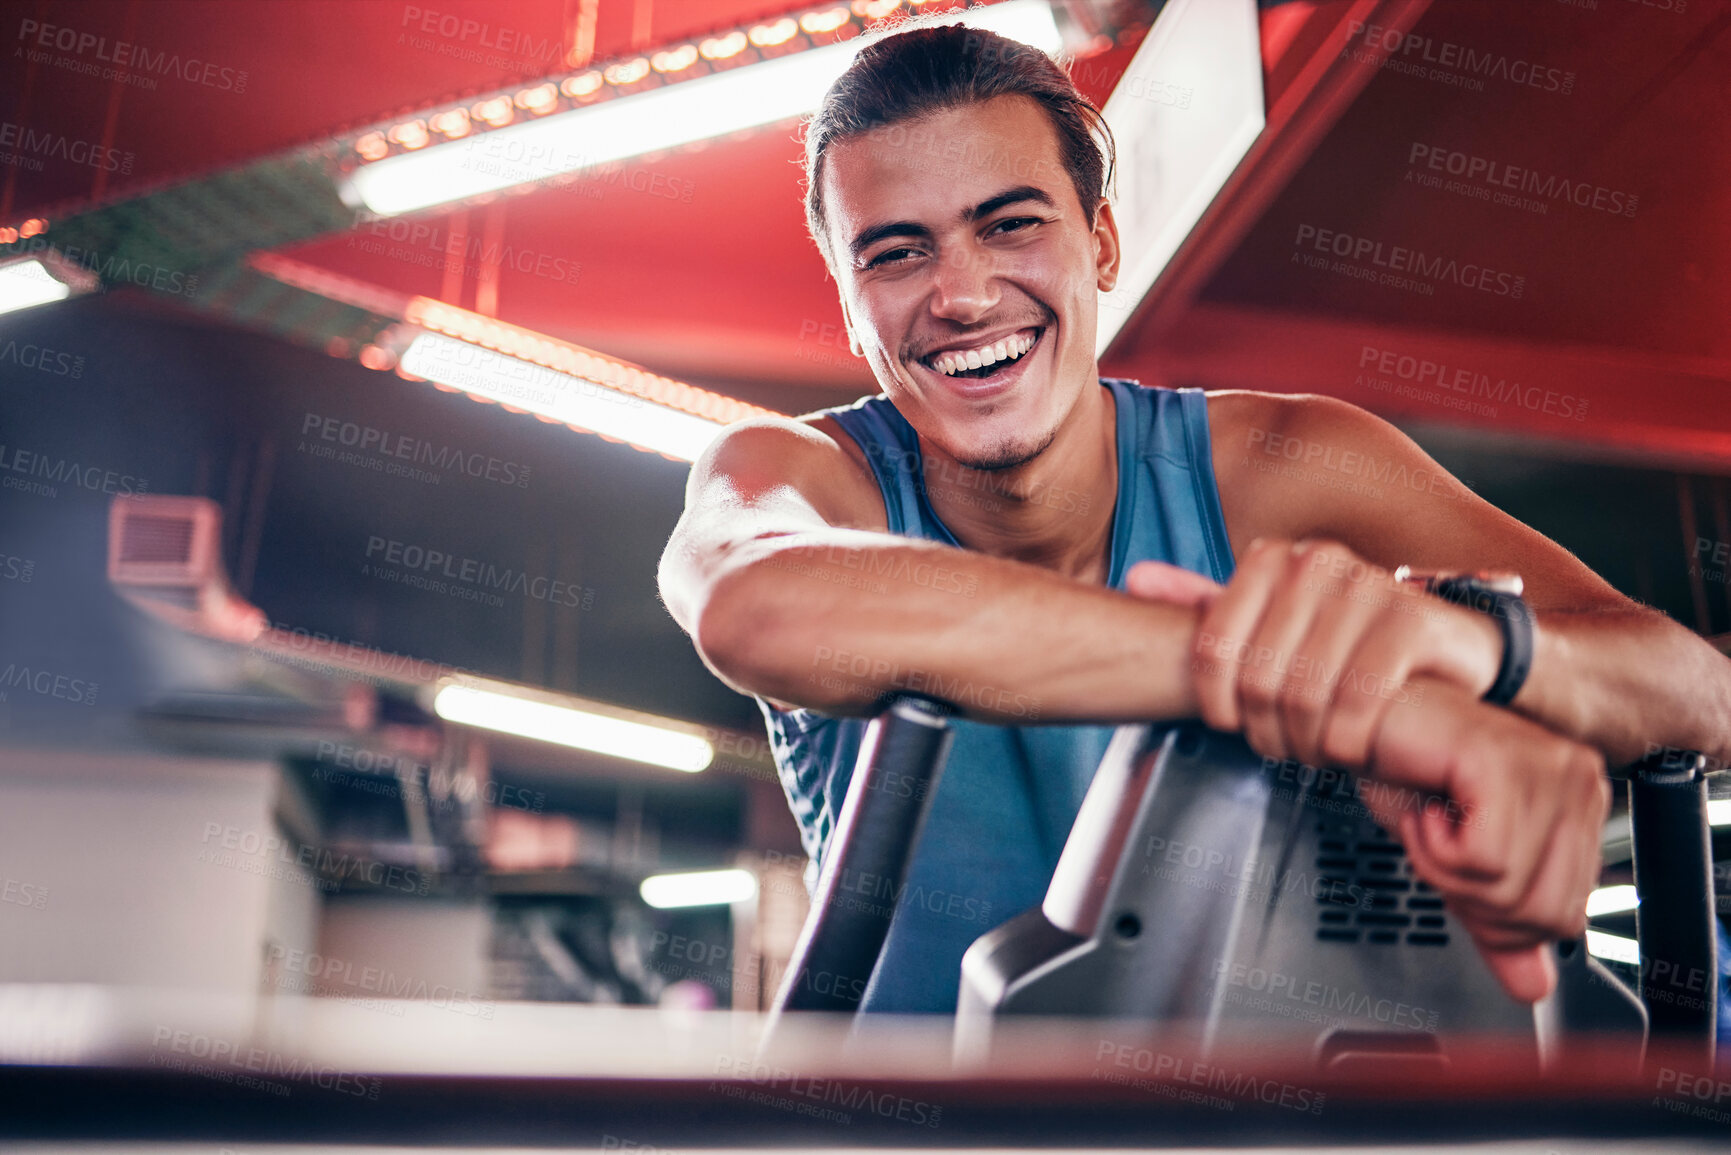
(970, 184, 1057, 221)
(847, 185, 1059, 263)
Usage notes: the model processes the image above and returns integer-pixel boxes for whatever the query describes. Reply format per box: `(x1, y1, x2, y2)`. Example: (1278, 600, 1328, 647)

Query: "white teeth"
(929, 330, 1037, 377)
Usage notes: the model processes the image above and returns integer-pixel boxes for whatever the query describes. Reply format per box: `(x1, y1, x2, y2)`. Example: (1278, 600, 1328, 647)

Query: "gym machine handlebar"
(762, 695, 955, 1030)
(1629, 746, 1719, 1060)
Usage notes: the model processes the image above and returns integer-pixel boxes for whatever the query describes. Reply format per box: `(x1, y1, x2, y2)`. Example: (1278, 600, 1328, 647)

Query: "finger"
(1317, 611, 1426, 773)
(1240, 547, 1333, 761)
(1572, 774, 1614, 930)
(1282, 587, 1382, 768)
(1327, 595, 1499, 769)
(1434, 763, 1605, 940)
(1232, 574, 1322, 761)
(1562, 758, 1612, 929)
(1406, 735, 1596, 942)
(1239, 661, 1295, 763)
(1190, 539, 1290, 733)
(1444, 883, 1553, 954)
(1414, 775, 1531, 888)
(1363, 679, 1521, 883)
(1424, 812, 1570, 939)
(1472, 940, 1558, 1004)
(1356, 775, 1423, 843)
(1124, 560, 1223, 608)
(1395, 809, 1523, 935)
(1422, 717, 1591, 889)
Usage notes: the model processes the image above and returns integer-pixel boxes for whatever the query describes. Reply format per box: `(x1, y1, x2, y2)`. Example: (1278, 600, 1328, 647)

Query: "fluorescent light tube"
(641, 868, 758, 908)
(347, 0, 1062, 216)
(0, 258, 75, 314)
(1585, 884, 1638, 917)
(399, 331, 724, 461)
(434, 683, 713, 772)
(1584, 929, 1639, 966)
(1093, 0, 1265, 354)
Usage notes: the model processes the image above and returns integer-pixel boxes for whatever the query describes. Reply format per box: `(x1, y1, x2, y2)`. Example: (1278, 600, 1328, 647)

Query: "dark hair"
(801, 19, 1116, 269)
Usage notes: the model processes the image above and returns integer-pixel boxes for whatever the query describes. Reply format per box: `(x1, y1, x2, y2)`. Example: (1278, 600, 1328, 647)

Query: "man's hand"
(1355, 676, 1611, 1003)
(1127, 538, 1504, 768)
(1125, 543, 1611, 1004)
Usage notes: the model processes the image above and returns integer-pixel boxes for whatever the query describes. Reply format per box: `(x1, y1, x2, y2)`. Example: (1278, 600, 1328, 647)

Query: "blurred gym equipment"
(768, 697, 1723, 1079)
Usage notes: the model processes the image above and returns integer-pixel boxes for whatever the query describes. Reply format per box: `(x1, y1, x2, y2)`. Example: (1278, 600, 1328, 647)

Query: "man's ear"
(838, 295, 865, 358)
(1093, 197, 1122, 294)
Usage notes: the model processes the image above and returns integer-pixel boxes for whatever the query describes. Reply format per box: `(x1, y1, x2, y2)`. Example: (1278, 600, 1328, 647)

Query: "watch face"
(1470, 572, 1525, 597)
(1398, 570, 1525, 598)
(1392, 566, 1439, 588)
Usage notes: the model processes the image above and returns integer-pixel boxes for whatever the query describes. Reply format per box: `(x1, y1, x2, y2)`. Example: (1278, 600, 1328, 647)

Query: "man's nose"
(927, 243, 999, 323)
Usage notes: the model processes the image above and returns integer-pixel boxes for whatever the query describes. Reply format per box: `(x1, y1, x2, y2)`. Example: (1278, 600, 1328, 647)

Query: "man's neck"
(919, 380, 1119, 585)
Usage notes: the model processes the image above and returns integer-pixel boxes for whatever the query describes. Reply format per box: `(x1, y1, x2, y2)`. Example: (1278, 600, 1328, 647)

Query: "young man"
(659, 21, 1731, 1015)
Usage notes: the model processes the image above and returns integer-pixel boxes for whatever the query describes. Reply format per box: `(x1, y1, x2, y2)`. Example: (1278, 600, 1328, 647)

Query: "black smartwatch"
(1394, 568, 1535, 707)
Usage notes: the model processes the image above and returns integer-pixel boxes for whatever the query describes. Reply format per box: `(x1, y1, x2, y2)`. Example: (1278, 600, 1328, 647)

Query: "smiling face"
(820, 94, 1120, 471)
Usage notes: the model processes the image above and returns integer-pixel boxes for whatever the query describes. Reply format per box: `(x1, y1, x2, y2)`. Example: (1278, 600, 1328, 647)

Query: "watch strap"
(1432, 578, 1534, 706)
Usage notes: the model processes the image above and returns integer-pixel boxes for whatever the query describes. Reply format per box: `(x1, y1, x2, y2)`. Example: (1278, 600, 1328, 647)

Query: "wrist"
(1451, 604, 1505, 699)
(1157, 601, 1208, 719)
(1518, 617, 1573, 724)
(1397, 568, 1535, 707)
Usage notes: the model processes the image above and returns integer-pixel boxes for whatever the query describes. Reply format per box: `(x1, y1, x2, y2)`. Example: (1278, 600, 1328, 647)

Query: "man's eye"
(991, 217, 1041, 235)
(867, 247, 917, 268)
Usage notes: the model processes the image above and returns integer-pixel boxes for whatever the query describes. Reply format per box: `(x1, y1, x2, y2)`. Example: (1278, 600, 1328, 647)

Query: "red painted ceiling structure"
(5, 0, 1729, 469)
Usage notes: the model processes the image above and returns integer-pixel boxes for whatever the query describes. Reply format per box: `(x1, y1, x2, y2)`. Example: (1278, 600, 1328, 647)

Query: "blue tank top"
(755, 377, 1237, 1014)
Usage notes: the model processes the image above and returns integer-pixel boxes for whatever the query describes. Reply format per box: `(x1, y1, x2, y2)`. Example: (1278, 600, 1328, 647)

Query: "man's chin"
(953, 428, 1057, 473)
(897, 376, 1058, 471)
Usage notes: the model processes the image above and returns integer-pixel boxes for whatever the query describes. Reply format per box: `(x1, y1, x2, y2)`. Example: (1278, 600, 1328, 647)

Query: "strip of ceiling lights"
(340, 0, 1065, 217)
(396, 296, 778, 462)
(243, 252, 778, 462)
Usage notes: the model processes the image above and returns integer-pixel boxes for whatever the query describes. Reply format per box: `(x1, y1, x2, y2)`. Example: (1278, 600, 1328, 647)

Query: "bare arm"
(1508, 606, 1731, 770)
(658, 417, 1201, 724)
(1206, 391, 1731, 769)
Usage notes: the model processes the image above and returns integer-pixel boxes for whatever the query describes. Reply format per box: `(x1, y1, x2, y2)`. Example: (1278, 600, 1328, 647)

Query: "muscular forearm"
(1517, 606, 1731, 769)
(694, 529, 1203, 724)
